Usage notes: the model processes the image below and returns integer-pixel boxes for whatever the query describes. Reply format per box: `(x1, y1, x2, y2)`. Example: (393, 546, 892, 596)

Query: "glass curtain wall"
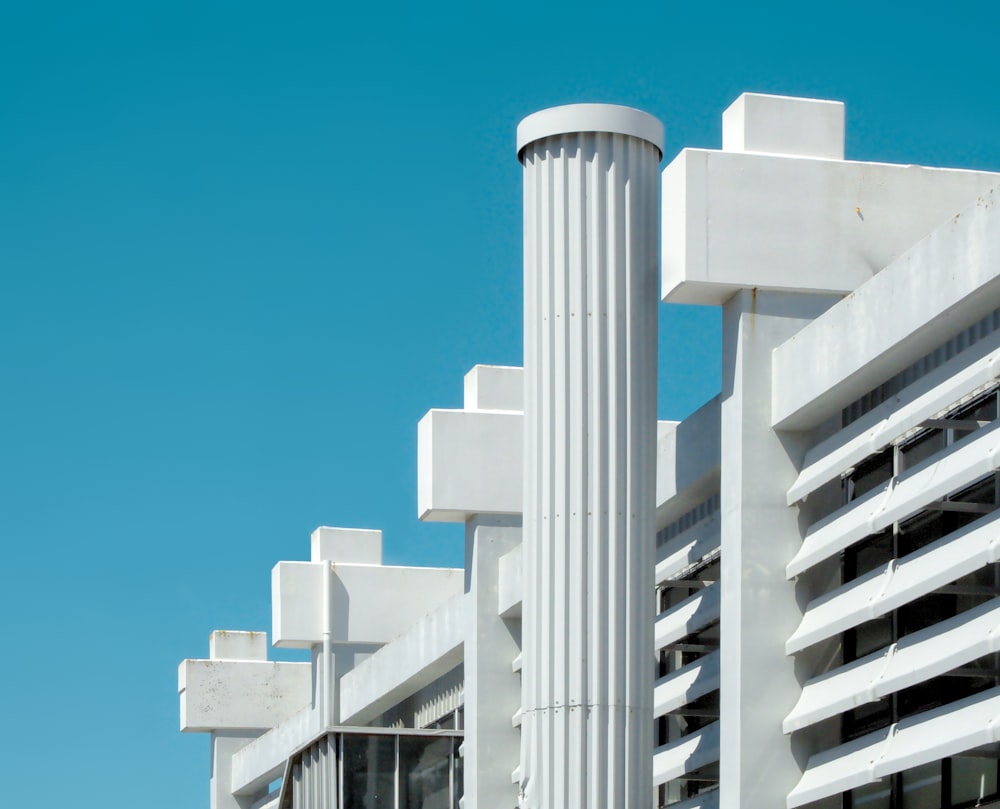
(288, 729, 463, 809)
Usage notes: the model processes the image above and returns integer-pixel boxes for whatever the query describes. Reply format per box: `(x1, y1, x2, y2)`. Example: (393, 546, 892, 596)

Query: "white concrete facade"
(180, 93, 1000, 809)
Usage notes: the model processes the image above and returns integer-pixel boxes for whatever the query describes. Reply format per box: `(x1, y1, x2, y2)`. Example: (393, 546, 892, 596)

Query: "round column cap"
(517, 103, 664, 162)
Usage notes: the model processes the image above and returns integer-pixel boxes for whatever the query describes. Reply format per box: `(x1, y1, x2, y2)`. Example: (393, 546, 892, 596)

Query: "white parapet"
(517, 103, 661, 809)
(656, 396, 720, 528)
(786, 326, 1000, 504)
(271, 561, 463, 649)
(338, 592, 466, 726)
(663, 95, 1000, 306)
(772, 185, 1000, 430)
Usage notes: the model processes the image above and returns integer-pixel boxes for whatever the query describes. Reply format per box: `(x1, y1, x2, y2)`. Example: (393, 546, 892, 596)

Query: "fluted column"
(517, 104, 663, 809)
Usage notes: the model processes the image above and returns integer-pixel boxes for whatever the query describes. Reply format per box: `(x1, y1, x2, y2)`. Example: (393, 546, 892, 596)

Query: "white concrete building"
(180, 94, 1000, 809)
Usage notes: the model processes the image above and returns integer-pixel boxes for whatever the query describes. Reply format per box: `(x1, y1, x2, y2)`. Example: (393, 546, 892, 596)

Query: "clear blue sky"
(2, 2, 999, 805)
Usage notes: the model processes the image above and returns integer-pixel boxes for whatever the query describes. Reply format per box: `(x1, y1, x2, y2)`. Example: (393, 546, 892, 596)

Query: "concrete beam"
(419, 406, 702, 526)
(417, 408, 522, 522)
(662, 148, 1000, 305)
(772, 186, 1000, 430)
(179, 659, 311, 732)
(271, 561, 463, 649)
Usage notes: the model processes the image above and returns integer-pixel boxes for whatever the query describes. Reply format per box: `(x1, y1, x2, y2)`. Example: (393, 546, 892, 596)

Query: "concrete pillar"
(517, 104, 663, 809)
(463, 515, 522, 809)
(718, 290, 839, 808)
(210, 731, 259, 809)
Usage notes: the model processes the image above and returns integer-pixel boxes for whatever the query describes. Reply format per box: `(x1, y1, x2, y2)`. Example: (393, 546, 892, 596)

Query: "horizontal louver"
(787, 686, 1000, 807)
(785, 597, 1000, 731)
(788, 332, 1000, 505)
(655, 582, 721, 650)
(656, 515, 721, 586)
(788, 422, 1000, 578)
(787, 511, 1000, 653)
(654, 651, 721, 719)
(653, 721, 720, 786)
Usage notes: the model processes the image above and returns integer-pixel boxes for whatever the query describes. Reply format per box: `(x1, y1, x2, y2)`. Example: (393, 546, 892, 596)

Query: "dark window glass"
(952, 753, 999, 805)
(902, 761, 941, 808)
(897, 512, 947, 558)
(677, 689, 719, 734)
(843, 697, 891, 741)
(399, 736, 452, 809)
(343, 734, 395, 809)
(851, 616, 893, 661)
(848, 448, 894, 500)
(897, 591, 956, 639)
(848, 776, 891, 808)
(846, 530, 893, 582)
(951, 393, 999, 449)
(452, 738, 463, 809)
(900, 429, 947, 471)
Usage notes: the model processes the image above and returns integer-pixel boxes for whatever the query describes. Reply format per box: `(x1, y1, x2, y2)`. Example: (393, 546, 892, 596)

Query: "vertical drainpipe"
(321, 560, 333, 730)
(517, 104, 663, 809)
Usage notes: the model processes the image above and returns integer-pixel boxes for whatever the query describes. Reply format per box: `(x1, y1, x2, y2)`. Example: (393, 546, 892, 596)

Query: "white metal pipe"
(517, 104, 663, 809)
(321, 560, 333, 729)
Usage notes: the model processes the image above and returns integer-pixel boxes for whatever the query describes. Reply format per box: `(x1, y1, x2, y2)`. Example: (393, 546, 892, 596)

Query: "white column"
(517, 104, 663, 809)
(718, 289, 839, 808)
(210, 732, 259, 809)
(463, 515, 522, 809)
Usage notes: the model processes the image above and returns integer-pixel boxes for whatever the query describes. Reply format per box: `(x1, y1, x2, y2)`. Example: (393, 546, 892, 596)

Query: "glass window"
(399, 735, 452, 809)
(850, 777, 891, 808)
(846, 530, 893, 582)
(901, 761, 941, 808)
(952, 753, 999, 805)
(897, 591, 955, 639)
(897, 512, 946, 558)
(951, 392, 999, 446)
(900, 429, 946, 471)
(850, 616, 893, 661)
(343, 734, 396, 809)
(843, 698, 891, 742)
(848, 448, 894, 500)
(452, 738, 463, 809)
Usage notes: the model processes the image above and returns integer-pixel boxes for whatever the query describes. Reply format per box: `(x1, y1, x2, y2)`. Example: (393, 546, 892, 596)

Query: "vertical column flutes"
(517, 104, 663, 809)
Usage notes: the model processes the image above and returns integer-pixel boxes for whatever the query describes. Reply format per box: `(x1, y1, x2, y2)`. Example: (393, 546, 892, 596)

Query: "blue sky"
(2, 1, 1000, 805)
